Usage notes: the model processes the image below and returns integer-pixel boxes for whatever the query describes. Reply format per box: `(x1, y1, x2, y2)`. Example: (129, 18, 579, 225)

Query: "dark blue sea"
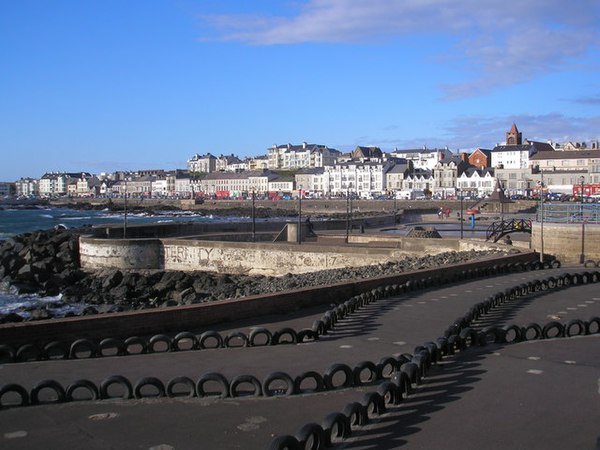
(0, 206, 244, 316)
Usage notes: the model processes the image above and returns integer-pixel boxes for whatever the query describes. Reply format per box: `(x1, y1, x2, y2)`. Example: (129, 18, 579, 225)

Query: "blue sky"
(1, 0, 599, 181)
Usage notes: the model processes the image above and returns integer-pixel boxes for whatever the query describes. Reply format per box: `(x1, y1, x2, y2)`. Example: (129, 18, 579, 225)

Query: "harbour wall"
(80, 228, 509, 276)
(531, 222, 600, 263)
(0, 252, 535, 348)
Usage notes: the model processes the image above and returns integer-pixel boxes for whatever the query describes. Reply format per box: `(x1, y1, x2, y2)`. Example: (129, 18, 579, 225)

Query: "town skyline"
(2, 1, 599, 181)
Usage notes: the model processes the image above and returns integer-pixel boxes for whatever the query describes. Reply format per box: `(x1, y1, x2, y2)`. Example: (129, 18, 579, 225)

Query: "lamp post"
(458, 187, 464, 239)
(298, 185, 302, 245)
(123, 178, 128, 239)
(251, 189, 256, 243)
(497, 187, 504, 223)
(580, 175, 585, 264)
(345, 185, 350, 244)
(349, 185, 353, 233)
(539, 173, 544, 263)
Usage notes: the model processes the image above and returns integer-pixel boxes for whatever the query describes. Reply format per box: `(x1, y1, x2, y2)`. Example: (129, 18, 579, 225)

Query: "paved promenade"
(1, 265, 599, 449)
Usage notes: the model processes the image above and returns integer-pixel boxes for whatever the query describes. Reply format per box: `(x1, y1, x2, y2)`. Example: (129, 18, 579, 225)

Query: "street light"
(251, 189, 256, 243)
(345, 185, 350, 244)
(539, 173, 544, 263)
(298, 185, 302, 245)
(580, 175, 585, 264)
(497, 186, 504, 223)
(458, 187, 464, 239)
(123, 178, 128, 239)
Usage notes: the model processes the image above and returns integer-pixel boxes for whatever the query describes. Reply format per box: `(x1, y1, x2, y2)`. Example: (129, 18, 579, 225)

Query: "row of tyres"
(269, 269, 600, 449)
(0, 327, 319, 364)
(0, 257, 546, 409)
(0, 257, 551, 365)
(0, 352, 425, 409)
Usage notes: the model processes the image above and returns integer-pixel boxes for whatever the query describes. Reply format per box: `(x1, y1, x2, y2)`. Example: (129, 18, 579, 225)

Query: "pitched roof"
(530, 150, 600, 160)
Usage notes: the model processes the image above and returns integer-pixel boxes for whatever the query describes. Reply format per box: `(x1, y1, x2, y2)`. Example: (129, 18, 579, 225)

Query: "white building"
(15, 178, 39, 197)
(324, 160, 392, 198)
(268, 143, 340, 170)
(188, 153, 217, 173)
(456, 168, 495, 197)
(389, 147, 453, 171)
(39, 172, 87, 196)
(295, 168, 329, 197)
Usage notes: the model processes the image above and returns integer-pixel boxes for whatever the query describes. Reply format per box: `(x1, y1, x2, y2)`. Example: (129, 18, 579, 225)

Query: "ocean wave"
(62, 216, 93, 220)
(39, 214, 54, 219)
(0, 292, 85, 318)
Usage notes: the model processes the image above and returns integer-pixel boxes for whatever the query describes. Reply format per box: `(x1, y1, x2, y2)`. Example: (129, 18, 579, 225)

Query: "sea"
(0, 205, 246, 317)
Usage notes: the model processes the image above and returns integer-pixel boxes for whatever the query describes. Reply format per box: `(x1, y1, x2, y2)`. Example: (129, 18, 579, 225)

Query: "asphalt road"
(1, 265, 599, 449)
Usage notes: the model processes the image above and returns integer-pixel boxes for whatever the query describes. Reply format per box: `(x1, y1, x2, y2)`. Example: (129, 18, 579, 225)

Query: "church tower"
(505, 123, 522, 145)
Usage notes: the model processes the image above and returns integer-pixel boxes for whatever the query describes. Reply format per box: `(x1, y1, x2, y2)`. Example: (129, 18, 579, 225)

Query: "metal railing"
(536, 203, 600, 224)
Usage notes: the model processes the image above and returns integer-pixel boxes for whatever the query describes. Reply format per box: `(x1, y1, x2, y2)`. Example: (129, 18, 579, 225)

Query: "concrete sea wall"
(80, 232, 508, 275)
(531, 221, 600, 263)
(0, 252, 535, 348)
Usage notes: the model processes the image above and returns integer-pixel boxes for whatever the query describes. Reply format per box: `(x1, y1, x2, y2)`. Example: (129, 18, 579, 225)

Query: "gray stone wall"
(531, 222, 600, 263)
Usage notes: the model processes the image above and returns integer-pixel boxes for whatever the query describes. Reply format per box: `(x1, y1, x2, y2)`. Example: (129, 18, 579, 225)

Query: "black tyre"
(148, 334, 172, 353)
(377, 356, 399, 378)
(16, 343, 44, 362)
(0, 383, 29, 408)
(224, 331, 248, 348)
(248, 327, 272, 346)
(199, 330, 223, 349)
(65, 379, 99, 402)
(522, 323, 543, 341)
(542, 321, 564, 339)
(262, 371, 295, 397)
(100, 375, 133, 400)
(323, 363, 354, 390)
(268, 435, 300, 450)
(43, 341, 68, 360)
(173, 332, 199, 351)
(166, 376, 196, 398)
(294, 423, 326, 450)
(586, 316, 600, 334)
(565, 319, 586, 337)
(30, 379, 65, 405)
(296, 328, 318, 343)
(502, 324, 522, 343)
(377, 380, 400, 405)
(0, 344, 15, 364)
(124, 336, 147, 355)
(343, 402, 368, 428)
(294, 371, 325, 394)
(400, 362, 420, 385)
(321, 412, 350, 446)
(272, 328, 297, 345)
(134, 377, 165, 398)
(196, 372, 229, 398)
(353, 361, 378, 386)
(230, 374, 262, 397)
(459, 328, 478, 348)
(361, 391, 386, 417)
(98, 338, 125, 357)
(69, 339, 97, 359)
(311, 319, 327, 336)
(390, 370, 412, 397)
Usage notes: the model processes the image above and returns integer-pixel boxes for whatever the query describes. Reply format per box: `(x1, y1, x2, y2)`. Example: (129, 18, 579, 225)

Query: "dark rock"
(82, 306, 98, 315)
(0, 313, 24, 323)
(101, 270, 123, 289)
(30, 309, 54, 321)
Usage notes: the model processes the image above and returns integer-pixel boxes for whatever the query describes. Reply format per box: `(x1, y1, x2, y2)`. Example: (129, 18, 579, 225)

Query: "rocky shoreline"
(0, 227, 513, 324)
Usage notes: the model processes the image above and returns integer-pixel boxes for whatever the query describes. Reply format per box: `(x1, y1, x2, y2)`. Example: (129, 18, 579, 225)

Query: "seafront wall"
(80, 225, 508, 275)
(0, 252, 535, 348)
(80, 237, 422, 275)
(531, 222, 600, 263)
